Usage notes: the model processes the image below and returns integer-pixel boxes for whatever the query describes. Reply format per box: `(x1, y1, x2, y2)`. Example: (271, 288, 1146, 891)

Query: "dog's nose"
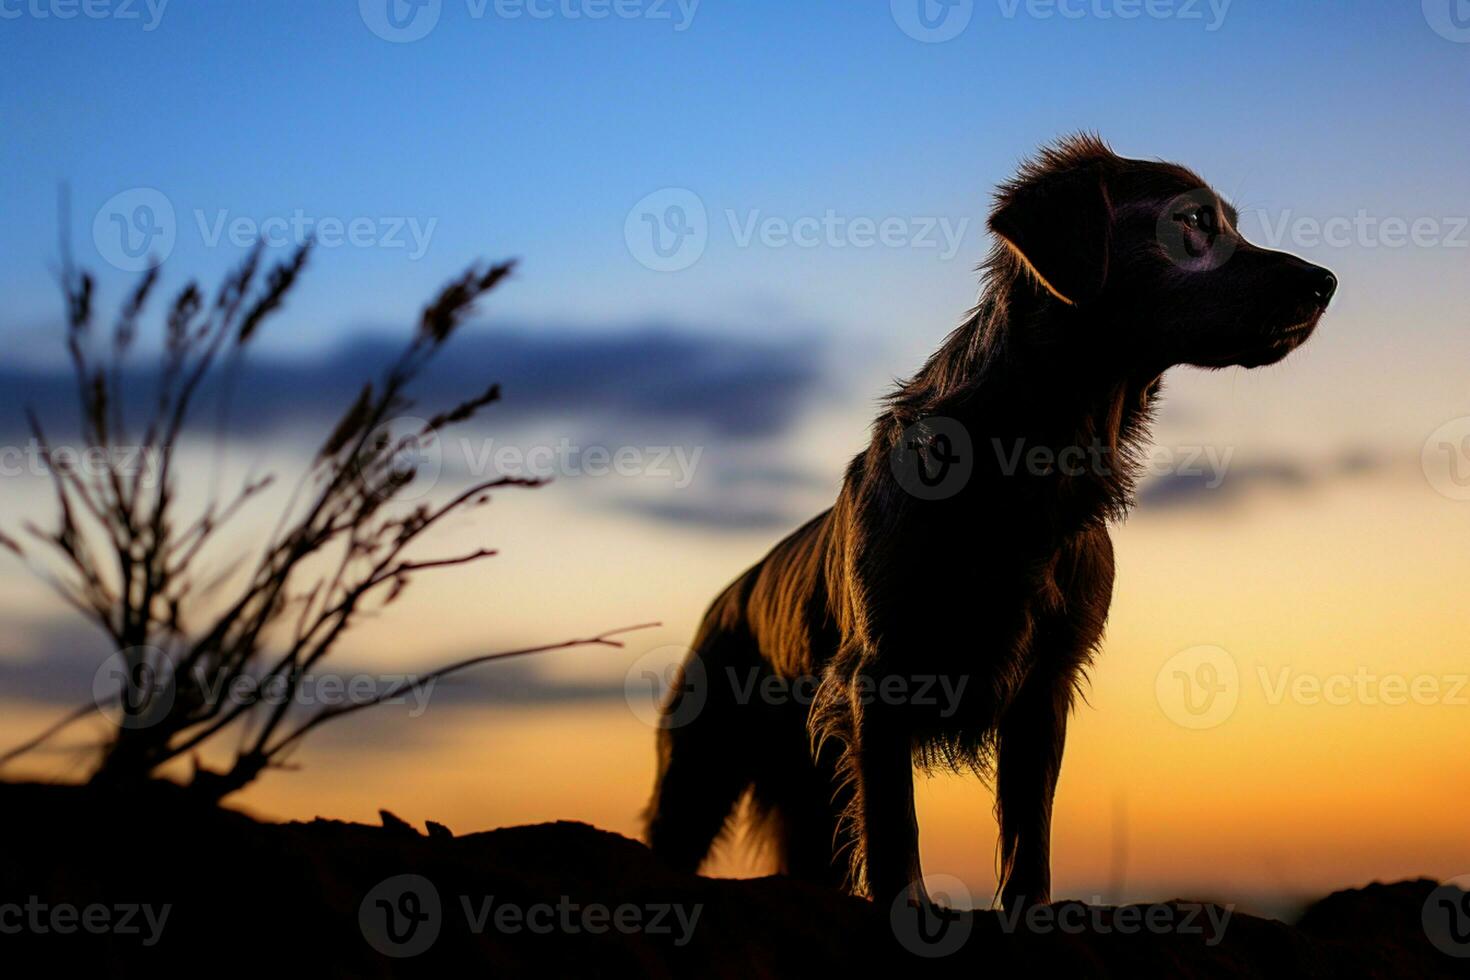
(1310, 268, 1337, 305)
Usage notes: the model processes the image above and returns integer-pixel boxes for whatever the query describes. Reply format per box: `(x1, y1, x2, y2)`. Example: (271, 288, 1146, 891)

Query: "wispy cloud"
(0, 323, 823, 442)
(1138, 450, 1383, 512)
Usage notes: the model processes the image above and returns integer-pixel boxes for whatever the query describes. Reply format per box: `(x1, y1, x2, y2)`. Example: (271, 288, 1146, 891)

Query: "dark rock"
(0, 781, 1464, 978)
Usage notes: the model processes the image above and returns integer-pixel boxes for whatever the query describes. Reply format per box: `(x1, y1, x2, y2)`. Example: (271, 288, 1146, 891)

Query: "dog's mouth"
(1275, 316, 1321, 340)
(1194, 312, 1322, 369)
(1268, 311, 1324, 347)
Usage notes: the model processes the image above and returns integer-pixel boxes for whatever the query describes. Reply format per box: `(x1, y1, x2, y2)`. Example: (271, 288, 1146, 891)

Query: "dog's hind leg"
(644, 626, 760, 874)
(749, 705, 850, 889)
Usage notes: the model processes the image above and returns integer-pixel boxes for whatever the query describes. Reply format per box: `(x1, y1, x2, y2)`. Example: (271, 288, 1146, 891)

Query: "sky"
(1, 0, 1469, 914)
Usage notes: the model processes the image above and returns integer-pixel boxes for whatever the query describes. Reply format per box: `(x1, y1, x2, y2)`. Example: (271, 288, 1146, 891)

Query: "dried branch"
(1, 247, 651, 803)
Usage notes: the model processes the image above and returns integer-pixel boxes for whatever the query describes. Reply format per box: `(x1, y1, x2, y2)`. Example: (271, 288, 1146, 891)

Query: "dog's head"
(988, 134, 1336, 370)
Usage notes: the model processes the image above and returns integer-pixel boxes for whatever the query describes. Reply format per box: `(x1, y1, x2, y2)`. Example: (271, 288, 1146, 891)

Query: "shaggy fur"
(645, 134, 1336, 909)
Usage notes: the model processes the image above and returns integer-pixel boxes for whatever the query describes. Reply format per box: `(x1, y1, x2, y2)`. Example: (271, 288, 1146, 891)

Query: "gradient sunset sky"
(1, 1, 1468, 913)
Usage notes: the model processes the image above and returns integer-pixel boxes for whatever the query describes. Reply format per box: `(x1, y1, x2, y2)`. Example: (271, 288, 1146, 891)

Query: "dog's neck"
(888, 260, 1163, 529)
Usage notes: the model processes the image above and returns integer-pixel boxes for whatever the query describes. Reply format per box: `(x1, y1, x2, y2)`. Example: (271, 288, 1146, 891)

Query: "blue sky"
(2, 1, 1465, 360)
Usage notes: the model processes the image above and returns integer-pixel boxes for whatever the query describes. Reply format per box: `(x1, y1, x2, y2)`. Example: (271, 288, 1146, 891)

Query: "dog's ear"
(988, 162, 1112, 307)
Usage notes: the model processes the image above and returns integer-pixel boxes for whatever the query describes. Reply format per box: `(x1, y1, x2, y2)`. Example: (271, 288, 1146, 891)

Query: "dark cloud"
(605, 461, 833, 533)
(1138, 450, 1383, 512)
(613, 498, 810, 532)
(0, 324, 822, 443)
(0, 615, 630, 723)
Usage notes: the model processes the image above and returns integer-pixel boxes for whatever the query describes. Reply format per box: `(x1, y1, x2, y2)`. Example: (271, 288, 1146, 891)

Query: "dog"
(644, 134, 1336, 910)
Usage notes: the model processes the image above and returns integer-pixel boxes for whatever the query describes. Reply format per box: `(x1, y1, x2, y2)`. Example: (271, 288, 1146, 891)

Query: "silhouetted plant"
(0, 243, 652, 801)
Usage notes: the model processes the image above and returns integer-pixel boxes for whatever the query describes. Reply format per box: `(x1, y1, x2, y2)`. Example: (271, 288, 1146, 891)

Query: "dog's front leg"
(994, 668, 1073, 911)
(851, 701, 925, 905)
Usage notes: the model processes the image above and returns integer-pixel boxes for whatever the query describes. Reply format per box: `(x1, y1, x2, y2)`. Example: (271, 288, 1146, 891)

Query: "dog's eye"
(1176, 206, 1216, 232)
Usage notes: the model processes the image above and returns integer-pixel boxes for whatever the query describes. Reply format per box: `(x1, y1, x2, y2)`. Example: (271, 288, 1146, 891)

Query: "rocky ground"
(1, 781, 1466, 977)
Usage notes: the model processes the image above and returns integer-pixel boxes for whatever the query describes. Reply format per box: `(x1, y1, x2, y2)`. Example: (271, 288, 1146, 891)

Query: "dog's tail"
(643, 579, 763, 873)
